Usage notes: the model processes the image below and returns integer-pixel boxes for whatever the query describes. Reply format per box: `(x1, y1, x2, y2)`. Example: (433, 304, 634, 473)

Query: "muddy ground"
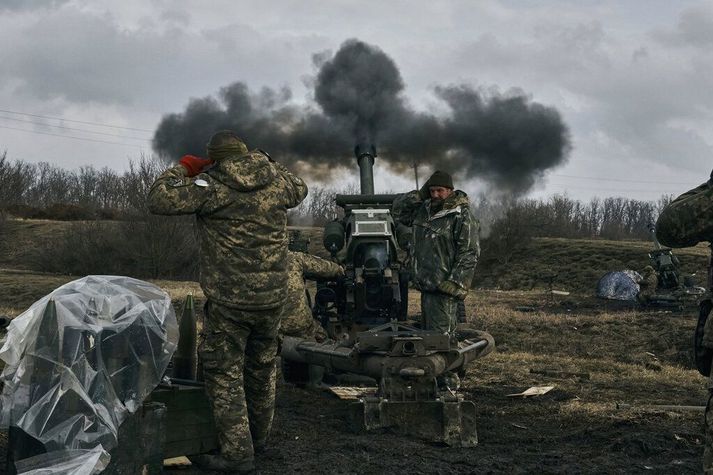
(180, 288, 706, 474)
(0, 272, 708, 474)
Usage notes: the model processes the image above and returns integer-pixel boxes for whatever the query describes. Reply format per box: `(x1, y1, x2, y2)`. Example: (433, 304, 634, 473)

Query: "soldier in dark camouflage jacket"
(656, 176, 713, 473)
(392, 170, 480, 336)
(148, 130, 307, 473)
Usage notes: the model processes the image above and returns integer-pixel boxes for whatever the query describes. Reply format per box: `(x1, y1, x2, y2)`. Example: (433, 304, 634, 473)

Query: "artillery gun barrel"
(358, 155, 375, 195)
(354, 143, 377, 195)
(649, 224, 663, 250)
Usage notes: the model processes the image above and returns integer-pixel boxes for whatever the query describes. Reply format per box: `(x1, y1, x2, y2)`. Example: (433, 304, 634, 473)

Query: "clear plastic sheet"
(0, 276, 178, 472)
(15, 447, 109, 475)
(596, 270, 642, 301)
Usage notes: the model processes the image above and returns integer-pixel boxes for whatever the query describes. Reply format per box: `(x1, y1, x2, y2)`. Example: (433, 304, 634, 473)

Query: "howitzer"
(281, 144, 495, 446)
(645, 223, 704, 302)
(648, 224, 682, 290)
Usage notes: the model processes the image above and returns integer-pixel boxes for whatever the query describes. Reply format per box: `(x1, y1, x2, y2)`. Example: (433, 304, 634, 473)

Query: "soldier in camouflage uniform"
(280, 238, 343, 343)
(637, 266, 659, 304)
(392, 170, 480, 336)
(148, 130, 307, 473)
(655, 176, 713, 473)
(280, 235, 343, 388)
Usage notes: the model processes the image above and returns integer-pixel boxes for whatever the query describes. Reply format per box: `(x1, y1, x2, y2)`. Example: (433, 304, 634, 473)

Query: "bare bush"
(480, 199, 544, 266)
(117, 215, 198, 280)
(32, 216, 198, 280)
(31, 221, 121, 275)
(29, 155, 199, 279)
(289, 184, 358, 226)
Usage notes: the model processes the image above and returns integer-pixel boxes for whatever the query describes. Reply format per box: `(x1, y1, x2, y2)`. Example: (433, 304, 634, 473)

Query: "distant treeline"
(1, 152, 673, 240)
(0, 152, 157, 220)
(472, 193, 673, 241)
(0, 152, 682, 282)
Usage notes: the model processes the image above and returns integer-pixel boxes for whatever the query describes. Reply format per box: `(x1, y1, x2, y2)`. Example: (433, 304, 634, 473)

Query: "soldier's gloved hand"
(438, 280, 468, 299)
(179, 155, 214, 177)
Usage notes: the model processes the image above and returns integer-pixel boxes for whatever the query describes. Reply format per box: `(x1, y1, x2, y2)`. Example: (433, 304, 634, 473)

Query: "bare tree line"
(0, 151, 684, 283)
(0, 152, 674, 240)
(472, 193, 673, 241)
(0, 152, 164, 219)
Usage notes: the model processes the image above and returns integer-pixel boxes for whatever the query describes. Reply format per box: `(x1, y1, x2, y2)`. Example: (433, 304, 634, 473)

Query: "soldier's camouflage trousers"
(200, 301, 282, 462)
(421, 291, 458, 335)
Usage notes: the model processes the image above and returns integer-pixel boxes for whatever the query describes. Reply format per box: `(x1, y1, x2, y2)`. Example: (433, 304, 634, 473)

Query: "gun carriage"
(281, 144, 494, 446)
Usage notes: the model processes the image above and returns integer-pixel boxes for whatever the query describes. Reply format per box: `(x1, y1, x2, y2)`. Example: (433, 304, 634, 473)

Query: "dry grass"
(0, 269, 204, 318)
(4, 218, 707, 293)
(0, 265, 707, 471)
(0, 219, 76, 268)
(477, 237, 710, 292)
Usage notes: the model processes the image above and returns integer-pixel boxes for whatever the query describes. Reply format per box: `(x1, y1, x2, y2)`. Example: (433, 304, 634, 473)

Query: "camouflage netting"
(596, 270, 642, 301)
(0, 276, 178, 474)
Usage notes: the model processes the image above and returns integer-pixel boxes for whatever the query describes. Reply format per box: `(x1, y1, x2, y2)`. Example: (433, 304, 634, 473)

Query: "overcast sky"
(1, 0, 712, 201)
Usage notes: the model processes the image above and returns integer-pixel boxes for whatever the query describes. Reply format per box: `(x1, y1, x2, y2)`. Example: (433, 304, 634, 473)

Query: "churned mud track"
(180, 377, 702, 474)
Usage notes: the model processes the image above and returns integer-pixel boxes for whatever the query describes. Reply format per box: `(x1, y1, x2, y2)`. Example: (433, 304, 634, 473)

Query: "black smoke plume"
(153, 39, 570, 193)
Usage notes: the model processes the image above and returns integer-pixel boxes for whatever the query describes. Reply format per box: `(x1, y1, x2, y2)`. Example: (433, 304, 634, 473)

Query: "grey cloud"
(0, 7, 322, 111)
(160, 8, 191, 27)
(0, 8, 187, 105)
(0, 0, 69, 12)
(652, 4, 713, 47)
(447, 18, 713, 174)
(631, 47, 648, 63)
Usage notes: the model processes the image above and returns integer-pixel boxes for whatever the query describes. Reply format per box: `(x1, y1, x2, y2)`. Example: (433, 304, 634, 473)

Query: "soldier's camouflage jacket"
(656, 180, 713, 249)
(392, 189, 480, 294)
(148, 151, 307, 310)
(280, 251, 342, 339)
(657, 178, 713, 473)
(656, 180, 713, 349)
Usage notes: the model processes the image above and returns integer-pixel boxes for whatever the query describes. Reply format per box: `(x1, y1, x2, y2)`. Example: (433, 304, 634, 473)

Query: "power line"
(0, 124, 146, 148)
(547, 183, 679, 195)
(0, 115, 151, 142)
(0, 108, 154, 133)
(551, 173, 692, 186)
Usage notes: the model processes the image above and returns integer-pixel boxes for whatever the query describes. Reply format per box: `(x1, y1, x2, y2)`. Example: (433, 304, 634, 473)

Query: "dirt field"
(0, 269, 708, 474)
(258, 290, 706, 474)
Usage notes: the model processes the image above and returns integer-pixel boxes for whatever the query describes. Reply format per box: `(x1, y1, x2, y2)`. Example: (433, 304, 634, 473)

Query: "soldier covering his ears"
(392, 170, 480, 337)
(148, 130, 308, 473)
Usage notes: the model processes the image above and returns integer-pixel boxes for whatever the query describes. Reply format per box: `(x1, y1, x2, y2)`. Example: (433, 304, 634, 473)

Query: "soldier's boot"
(306, 364, 325, 390)
(189, 454, 255, 473)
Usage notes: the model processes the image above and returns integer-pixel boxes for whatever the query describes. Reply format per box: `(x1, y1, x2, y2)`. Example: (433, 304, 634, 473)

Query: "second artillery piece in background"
(281, 144, 494, 447)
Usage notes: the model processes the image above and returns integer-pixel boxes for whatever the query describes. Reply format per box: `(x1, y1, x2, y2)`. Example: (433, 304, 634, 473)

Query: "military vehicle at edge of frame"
(280, 143, 495, 447)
